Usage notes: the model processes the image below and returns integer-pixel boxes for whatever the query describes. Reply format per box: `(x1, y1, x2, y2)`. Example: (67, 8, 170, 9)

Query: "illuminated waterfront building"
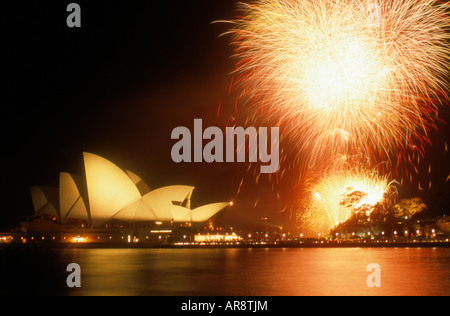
(22, 153, 231, 244)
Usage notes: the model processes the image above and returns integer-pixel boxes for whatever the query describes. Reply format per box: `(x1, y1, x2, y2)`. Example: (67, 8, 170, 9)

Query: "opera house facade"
(21, 153, 231, 244)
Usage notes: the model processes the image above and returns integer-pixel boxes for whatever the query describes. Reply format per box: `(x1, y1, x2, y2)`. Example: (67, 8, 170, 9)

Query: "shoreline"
(1, 241, 449, 250)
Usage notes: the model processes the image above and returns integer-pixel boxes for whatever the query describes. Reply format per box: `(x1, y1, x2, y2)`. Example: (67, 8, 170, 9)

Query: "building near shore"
(22, 153, 231, 244)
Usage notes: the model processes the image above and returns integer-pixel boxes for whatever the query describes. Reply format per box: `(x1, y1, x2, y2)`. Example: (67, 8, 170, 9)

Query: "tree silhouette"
(340, 190, 371, 219)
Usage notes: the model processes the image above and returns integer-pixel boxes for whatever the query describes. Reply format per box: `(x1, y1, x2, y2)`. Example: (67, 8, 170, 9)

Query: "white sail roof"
(143, 185, 195, 221)
(30, 186, 60, 221)
(191, 203, 229, 223)
(112, 198, 159, 222)
(30, 153, 229, 227)
(114, 186, 228, 224)
(125, 170, 151, 196)
(83, 152, 141, 227)
(171, 205, 193, 222)
(59, 173, 89, 224)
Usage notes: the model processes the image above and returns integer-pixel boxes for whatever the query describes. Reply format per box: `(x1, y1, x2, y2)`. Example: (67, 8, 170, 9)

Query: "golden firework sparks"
(223, 0, 450, 169)
(308, 168, 395, 228)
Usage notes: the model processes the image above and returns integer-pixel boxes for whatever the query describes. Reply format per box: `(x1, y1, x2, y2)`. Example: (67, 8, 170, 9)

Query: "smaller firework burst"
(299, 168, 395, 235)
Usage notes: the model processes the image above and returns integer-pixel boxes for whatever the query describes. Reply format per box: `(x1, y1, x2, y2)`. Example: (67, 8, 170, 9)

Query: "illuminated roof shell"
(83, 153, 141, 227)
(125, 170, 151, 196)
(191, 203, 230, 223)
(59, 173, 89, 224)
(30, 153, 229, 228)
(30, 186, 60, 221)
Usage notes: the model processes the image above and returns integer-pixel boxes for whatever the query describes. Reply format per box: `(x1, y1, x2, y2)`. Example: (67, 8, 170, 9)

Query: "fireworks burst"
(223, 0, 450, 169)
(294, 167, 396, 236)
(308, 168, 395, 227)
(220, 0, 450, 235)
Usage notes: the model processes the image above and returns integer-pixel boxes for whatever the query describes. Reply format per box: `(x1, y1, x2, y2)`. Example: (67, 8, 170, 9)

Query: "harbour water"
(1, 247, 449, 296)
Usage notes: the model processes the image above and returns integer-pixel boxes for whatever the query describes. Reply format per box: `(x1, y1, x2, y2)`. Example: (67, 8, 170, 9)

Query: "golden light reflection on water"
(66, 248, 450, 296)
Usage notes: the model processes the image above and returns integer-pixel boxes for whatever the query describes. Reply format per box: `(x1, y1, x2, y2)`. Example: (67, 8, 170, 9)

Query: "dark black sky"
(2, 0, 450, 230)
(2, 0, 282, 230)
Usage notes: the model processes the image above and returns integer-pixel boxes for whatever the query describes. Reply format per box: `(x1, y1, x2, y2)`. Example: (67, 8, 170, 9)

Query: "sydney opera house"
(20, 153, 231, 245)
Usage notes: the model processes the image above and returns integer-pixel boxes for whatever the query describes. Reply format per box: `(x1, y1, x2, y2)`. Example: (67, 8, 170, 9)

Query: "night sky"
(2, 0, 450, 231)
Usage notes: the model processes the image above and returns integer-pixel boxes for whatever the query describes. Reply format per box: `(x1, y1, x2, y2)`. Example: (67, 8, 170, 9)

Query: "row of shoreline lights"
(3, 233, 449, 244)
(67, 230, 439, 240)
(249, 228, 439, 237)
(315, 229, 439, 239)
(249, 229, 440, 239)
(24, 232, 241, 244)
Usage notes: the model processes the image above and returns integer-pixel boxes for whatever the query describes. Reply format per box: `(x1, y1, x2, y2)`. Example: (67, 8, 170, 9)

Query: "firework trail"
(220, 0, 450, 235)
(222, 0, 450, 171)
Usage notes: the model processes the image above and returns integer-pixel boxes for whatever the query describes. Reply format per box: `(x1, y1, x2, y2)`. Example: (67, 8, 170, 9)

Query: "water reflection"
(1, 248, 449, 296)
